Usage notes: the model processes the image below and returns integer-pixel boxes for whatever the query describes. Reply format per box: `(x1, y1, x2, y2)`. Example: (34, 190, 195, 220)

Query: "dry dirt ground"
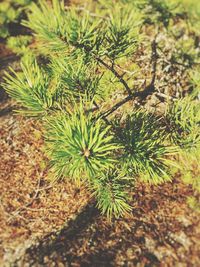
(0, 100, 91, 266)
(0, 5, 200, 264)
(0, 98, 200, 266)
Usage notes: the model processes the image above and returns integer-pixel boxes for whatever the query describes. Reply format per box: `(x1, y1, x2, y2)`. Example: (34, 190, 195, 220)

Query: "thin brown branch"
(95, 56, 132, 96)
(97, 89, 147, 120)
(150, 34, 158, 86)
(98, 95, 133, 119)
(74, 43, 133, 96)
(77, 35, 159, 120)
(99, 36, 159, 118)
(98, 86, 154, 120)
(93, 100, 111, 125)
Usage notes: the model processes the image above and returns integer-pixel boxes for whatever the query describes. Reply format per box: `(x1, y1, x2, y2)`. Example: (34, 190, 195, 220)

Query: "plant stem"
(95, 56, 132, 96)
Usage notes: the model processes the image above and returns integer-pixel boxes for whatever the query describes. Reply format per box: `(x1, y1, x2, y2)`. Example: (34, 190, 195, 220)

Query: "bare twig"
(97, 36, 159, 119)
(76, 34, 160, 119)
(98, 94, 133, 119)
(150, 34, 158, 86)
(95, 56, 133, 96)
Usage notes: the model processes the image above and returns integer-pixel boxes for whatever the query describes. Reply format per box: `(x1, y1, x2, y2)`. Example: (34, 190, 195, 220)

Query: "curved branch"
(95, 56, 132, 96)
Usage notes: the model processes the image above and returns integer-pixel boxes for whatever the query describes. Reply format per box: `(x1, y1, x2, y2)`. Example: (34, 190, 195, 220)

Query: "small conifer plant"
(3, 0, 200, 218)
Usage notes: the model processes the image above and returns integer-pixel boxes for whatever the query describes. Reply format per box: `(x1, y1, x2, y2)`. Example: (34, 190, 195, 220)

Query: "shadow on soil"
(19, 203, 100, 265)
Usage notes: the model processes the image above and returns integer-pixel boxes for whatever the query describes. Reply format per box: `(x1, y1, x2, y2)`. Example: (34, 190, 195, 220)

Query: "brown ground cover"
(0, 2, 200, 264)
(0, 102, 90, 265)
(0, 98, 200, 266)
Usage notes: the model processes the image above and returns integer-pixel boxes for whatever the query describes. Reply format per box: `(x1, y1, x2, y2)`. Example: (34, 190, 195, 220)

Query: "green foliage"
(91, 169, 132, 219)
(23, 0, 141, 61)
(178, 147, 200, 200)
(2, 0, 200, 218)
(104, 4, 141, 60)
(181, 0, 200, 34)
(181, 149, 200, 213)
(0, 1, 19, 38)
(190, 68, 200, 98)
(187, 197, 200, 212)
(172, 37, 199, 67)
(50, 55, 102, 101)
(3, 57, 56, 116)
(22, 0, 68, 54)
(166, 97, 200, 152)
(6, 35, 32, 54)
(44, 102, 119, 182)
(136, 0, 179, 27)
(0, 0, 32, 38)
(23, 0, 103, 55)
(115, 110, 173, 184)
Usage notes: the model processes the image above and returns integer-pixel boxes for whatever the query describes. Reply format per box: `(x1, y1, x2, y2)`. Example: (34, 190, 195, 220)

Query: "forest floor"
(0, 94, 200, 266)
(0, 11, 200, 265)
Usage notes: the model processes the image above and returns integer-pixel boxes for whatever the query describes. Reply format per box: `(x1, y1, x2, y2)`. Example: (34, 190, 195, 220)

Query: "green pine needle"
(166, 97, 200, 152)
(3, 57, 55, 116)
(91, 169, 132, 219)
(115, 110, 174, 184)
(44, 101, 120, 182)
